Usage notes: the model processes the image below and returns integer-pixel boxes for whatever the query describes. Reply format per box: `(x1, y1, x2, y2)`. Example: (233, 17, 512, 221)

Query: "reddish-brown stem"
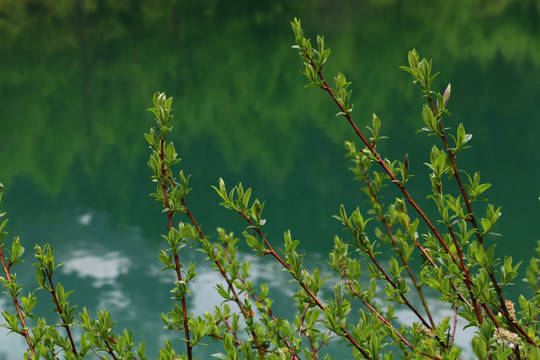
(289, 304, 310, 360)
(359, 162, 436, 328)
(105, 340, 118, 360)
(339, 259, 413, 349)
(427, 97, 480, 241)
(308, 335, 319, 360)
(308, 331, 330, 360)
(419, 353, 443, 360)
(340, 329, 372, 359)
(237, 210, 372, 358)
(348, 227, 432, 330)
(239, 210, 325, 309)
(303, 52, 540, 349)
(181, 198, 267, 358)
(91, 347, 107, 360)
(450, 301, 458, 347)
(107, 337, 139, 360)
(0, 245, 35, 355)
(482, 303, 501, 327)
(446, 225, 483, 323)
(314, 71, 458, 265)
(172, 252, 191, 354)
(159, 138, 192, 359)
(181, 198, 203, 239)
(46, 272, 78, 354)
(427, 98, 539, 348)
(208, 333, 234, 343)
(235, 272, 302, 357)
(222, 318, 242, 345)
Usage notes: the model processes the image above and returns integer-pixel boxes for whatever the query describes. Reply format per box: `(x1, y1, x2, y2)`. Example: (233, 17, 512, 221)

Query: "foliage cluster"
(1, 18, 540, 360)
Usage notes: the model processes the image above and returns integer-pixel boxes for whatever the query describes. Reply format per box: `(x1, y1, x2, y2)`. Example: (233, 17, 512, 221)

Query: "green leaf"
(369, 333, 381, 358)
(408, 49, 420, 70)
(1, 311, 20, 334)
(529, 345, 540, 360)
(472, 336, 487, 360)
(421, 104, 437, 133)
(158, 250, 174, 271)
(474, 248, 489, 269)
(423, 278, 442, 293)
(0, 218, 8, 233)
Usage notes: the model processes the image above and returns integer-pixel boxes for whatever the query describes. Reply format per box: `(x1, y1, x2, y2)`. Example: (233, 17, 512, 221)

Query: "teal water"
(1, 1, 539, 358)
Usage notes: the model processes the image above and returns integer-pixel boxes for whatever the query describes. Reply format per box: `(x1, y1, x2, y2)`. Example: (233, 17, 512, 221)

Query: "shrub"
(1, 18, 539, 360)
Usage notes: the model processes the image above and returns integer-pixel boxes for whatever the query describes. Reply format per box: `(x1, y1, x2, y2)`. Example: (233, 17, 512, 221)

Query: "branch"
(357, 161, 436, 328)
(158, 137, 192, 359)
(0, 246, 35, 355)
(181, 197, 268, 358)
(338, 258, 413, 349)
(237, 210, 372, 359)
(45, 271, 78, 354)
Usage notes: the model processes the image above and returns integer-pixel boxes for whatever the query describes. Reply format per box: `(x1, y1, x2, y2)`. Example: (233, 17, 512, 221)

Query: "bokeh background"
(1, 0, 539, 358)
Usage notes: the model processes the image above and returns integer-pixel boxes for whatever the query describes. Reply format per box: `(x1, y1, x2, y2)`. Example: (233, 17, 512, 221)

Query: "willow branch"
(46, 272, 78, 354)
(237, 210, 372, 359)
(159, 138, 192, 359)
(358, 161, 436, 328)
(0, 243, 35, 355)
(181, 197, 268, 358)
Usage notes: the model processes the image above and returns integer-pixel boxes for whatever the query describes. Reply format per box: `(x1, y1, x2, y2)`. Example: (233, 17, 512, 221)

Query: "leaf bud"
(404, 154, 409, 172)
(443, 83, 451, 107)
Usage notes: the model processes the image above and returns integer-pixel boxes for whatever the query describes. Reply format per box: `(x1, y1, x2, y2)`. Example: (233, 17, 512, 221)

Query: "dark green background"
(1, 1, 539, 358)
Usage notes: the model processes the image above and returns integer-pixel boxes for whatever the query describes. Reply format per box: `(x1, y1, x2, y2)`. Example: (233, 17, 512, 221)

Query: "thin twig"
(339, 258, 413, 349)
(46, 271, 78, 354)
(358, 161, 436, 328)
(347, 226, 433, 330)
(309, 63, 457, 263)
(159, 137, 192, 360)
(91, 347, 107, 360)
(237, 210, 372, 359)
(181, 197, 268, 358)
(450, 300, 458, 347)
(427, 97, 539, 348)
(0, 243, 35, 355)
(105, 340, 118, 360)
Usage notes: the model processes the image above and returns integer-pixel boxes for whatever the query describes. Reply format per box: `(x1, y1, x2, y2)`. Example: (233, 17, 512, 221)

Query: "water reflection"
(63, 251, 131, 287)
(0, 298, 28, 359)
(1, 1, 540, 194)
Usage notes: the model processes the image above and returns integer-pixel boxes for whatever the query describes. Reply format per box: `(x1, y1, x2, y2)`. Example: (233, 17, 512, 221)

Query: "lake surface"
(1, 1, 539, 358)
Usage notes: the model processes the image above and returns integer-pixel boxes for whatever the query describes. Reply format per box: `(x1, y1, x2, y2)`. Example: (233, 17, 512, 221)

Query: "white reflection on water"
(0, 297, 27, 359)
(77, 212, 93, 226)
(97, 288, 133, 315)
(62, 250, 131, 287)
(188, 253, 290, 315)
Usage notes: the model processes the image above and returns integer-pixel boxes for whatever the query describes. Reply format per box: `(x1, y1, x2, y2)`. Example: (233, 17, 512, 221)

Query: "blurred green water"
(1, 1, 539, 358)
